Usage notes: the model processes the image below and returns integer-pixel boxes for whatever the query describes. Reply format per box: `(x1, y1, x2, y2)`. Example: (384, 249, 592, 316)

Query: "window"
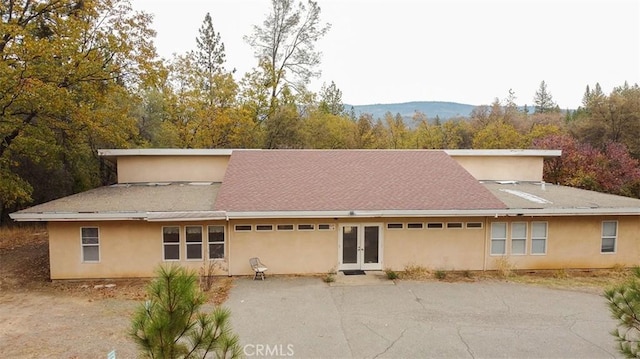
(491, 223, 507, 255)
(81, 227, 99, 262)
(531, 222, 547, 254)
(427, 223, 443, 229)
(235, 225, 252, 232)
(277, 224, 294, 231)
(407, 223, 424, 229)
(387, 223, 403, 229)
(318, 224, 332, 230)
(601, 221, 617, 253)
(466, 222, 483, 229)
(185, 226, 203, 260)
(163, 226, 180, 260)
(208, 225, 225, 259)
(447, 222, 463, 229)
(297, 224, 314, 231)
(256, 225, 273, 231)
(511, 222, 527, 255)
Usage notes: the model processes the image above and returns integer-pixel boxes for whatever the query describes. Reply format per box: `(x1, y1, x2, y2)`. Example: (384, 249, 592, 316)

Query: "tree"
(605, 267, 640, 358)
(244, 0, 331, 118)
(130, 265, 242, 359)
(0, 0, 160, 219)
(533, 81, 557, 113)
(196, 13, 226, 81)
(472, 121, 524, 149)
(318, 81, 345, 116)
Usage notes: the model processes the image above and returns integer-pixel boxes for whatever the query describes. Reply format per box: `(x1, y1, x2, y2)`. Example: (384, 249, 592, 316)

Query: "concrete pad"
(329, 271, 396, 287)
(226, 277, 621, 358)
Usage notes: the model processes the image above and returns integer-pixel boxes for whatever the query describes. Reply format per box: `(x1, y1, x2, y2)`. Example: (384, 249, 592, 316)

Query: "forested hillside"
(2, 0, 639, 221)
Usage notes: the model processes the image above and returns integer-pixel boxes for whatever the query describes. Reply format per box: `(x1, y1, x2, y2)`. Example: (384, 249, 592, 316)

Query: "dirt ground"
(0, 227, 233, 358)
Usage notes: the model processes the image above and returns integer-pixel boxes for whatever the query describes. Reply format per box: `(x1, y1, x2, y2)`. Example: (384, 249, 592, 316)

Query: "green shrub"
(605, 267, 640, 357)
(434, 270, 447, 280)
(385, 269, 398, 280)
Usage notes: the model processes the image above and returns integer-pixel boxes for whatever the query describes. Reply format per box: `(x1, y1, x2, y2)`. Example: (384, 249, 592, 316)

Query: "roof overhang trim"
(10, 207, 639, 222)
(445, 149, 562, 157)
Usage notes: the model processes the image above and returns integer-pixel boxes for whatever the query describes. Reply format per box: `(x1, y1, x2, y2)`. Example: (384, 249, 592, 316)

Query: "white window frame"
(162, 226, 181, 261)
(208, 225, 225, 260)
(490, 222, 507, 255)
(386, 223, 404, 230)
(80, 227, 100, 263)
(466, 222, 483, 229)
(318, 224, 334, 231)
(234, 225, 252, 232)
(407, 222, 424, 230)
(276, 224, 294, 231)
(427, 222, 444, 229)
(447, 222, 463, 229)
(297, 224, 315, 231)
(185, 225, 203, 260)
(510, 222, 527, 255)
(601, 221, 617, 254)
(256, 224, 274, 231)
(531, 222, 548, 255)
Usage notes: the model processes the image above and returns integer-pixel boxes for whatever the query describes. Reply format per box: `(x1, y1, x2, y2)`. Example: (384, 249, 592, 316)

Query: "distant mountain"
(346, 101, 477, 122)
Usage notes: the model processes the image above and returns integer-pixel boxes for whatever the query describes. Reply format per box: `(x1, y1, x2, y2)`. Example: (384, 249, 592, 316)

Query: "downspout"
(483, 216, 489, 271)
(226, 213, 232, 277)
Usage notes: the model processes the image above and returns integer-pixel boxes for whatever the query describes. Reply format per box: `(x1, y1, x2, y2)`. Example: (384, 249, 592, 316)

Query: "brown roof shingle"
(214, 150, 506, 212)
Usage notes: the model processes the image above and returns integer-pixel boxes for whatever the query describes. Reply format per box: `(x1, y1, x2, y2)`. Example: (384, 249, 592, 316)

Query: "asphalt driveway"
(226, 277, 620, 358)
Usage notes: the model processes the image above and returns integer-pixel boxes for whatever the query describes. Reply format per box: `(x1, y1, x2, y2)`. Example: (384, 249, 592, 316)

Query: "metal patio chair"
(249, 257, 268, 280)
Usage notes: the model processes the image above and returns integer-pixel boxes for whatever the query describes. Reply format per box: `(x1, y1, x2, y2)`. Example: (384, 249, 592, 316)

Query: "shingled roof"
(214, 150, 507, 212)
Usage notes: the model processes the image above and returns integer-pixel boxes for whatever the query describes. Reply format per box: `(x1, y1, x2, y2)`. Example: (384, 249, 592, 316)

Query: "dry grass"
(494, 257, 515, 278)
(0, 224, 46, 250)
(400, 264, 431, 280)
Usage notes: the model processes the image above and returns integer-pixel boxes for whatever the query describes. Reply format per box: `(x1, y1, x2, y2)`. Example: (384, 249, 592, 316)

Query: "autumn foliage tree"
(0, 0, 160, 218)
(534, 134, 640, 197)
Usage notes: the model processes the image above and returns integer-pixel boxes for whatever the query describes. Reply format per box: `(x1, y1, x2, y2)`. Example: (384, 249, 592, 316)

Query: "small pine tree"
(130, 265, 242, 359)
(605, 267, 640, 358)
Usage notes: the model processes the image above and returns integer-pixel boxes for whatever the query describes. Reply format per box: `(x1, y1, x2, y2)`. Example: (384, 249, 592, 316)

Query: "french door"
(339, 223, 383, 270)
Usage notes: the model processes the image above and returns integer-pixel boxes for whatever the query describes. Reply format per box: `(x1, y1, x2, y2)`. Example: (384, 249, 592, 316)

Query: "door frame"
(338, 223, 384, 271)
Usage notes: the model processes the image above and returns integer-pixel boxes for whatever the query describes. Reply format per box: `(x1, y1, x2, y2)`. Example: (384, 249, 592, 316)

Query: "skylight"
(499, 189, 552, 204)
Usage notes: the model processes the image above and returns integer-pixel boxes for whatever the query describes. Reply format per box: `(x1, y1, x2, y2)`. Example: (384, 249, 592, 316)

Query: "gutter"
(10, 207, 640, 222)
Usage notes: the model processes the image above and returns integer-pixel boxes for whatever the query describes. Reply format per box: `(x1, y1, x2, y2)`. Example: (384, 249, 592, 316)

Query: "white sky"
(131, 0, 640, 108)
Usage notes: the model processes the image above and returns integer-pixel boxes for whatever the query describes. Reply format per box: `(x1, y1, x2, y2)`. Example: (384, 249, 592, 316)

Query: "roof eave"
(9, 212, 148, 222)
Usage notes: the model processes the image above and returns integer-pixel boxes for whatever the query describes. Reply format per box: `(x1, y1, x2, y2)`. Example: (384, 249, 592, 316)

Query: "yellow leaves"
(472, 120, 525, 149)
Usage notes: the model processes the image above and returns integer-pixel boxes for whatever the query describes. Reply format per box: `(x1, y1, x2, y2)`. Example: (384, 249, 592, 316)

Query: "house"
(10, 149, 640, 280)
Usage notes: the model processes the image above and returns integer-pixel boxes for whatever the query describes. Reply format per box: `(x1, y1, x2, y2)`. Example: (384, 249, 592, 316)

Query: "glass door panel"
(342, 225, 358, 264)
(363, 226, 379, 264)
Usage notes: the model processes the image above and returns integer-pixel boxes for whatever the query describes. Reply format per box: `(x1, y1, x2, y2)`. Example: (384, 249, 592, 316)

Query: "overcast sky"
(131, 0, 639, 108)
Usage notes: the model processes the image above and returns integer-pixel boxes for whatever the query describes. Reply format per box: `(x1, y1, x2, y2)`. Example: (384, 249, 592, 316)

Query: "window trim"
(234, 224, 252, 232)
(297, 224, 315, 231)
(466, 222, 483, 229)
(426, 222, 444, 229)
(407, 222, 424, 230)
(256, 224, 274, 231)
(530, 221, 548, 255)
(80, 227, 100, 263)
(601, 220, 618, 254)
(276, 224, 294, 231)
(185, 225, 203, 261)
(207, 225, 225, 260)
(446, 222, 463, 229)
(318, 224, 333, 231)
(490, 222, 507, 256)
(162, 226, 181, 261)
(386, 223, 404, 230)
(510, 222, 527, 255)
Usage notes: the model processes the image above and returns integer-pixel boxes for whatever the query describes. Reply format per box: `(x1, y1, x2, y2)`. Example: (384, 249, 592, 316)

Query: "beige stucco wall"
(384, 217, 487, 271)
(116, 155, 230, 183)
(48, 221, 230, 279)
(47, 215, 640, 279)
(228, 219, 339, 276)
(485, 216, 640, 270)
(452, 156, 543, 181)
